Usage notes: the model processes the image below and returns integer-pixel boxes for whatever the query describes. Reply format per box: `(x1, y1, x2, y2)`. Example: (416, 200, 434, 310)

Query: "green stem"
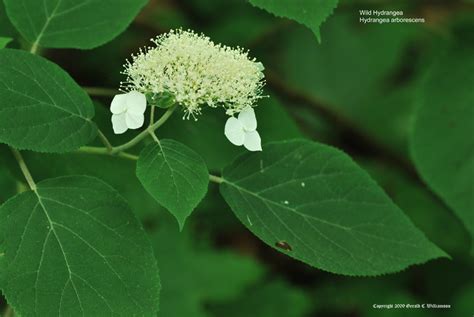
(79, 147, 138, 161)
(83, 87, 118, 97)
(148, 130, 160, 143)
(149, 105, 156, 126)
(97, 129, 113, 152)
(117, 152, 139, 161)
(10, 148, 36, 191)
(29, 42, 39, 54)
(209, 174, 224, 184)
(111, 105, 176, 154)
(78, 105, 176, 159)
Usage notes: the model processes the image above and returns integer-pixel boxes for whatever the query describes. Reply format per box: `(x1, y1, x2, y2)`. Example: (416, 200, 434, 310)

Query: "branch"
(83, 87, 119, 97)
(79, 105, 177, 158)
(78, 147, 138, 161)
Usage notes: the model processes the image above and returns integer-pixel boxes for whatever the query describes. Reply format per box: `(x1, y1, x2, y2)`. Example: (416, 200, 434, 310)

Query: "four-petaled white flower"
(111, 91, 147, 134)
(225, 107, 262, 151)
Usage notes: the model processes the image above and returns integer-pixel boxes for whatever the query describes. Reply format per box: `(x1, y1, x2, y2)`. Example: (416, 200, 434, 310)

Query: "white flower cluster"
(121, 29, 265, 119)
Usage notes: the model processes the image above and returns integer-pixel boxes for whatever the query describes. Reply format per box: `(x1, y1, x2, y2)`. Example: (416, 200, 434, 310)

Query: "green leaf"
(248, 0, 338, 41)
(0, 1, 17, 38)
(0, 176, 160, 316)
(0, 49, 97, 152)
(137, 139, 209, 229)
(152, 219, 263, 317)
(0, 37, 12, 48)
(411, 48, 474, 253)
(220, 139, 446, 276)
(3, 0, 148, 49)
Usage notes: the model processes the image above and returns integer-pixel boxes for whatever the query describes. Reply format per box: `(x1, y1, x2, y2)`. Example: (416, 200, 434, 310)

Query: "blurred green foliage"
(1, 0, 473, 316)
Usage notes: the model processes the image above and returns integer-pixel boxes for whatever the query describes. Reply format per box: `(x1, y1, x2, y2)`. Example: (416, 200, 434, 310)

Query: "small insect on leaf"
(275, 241, 292, 251)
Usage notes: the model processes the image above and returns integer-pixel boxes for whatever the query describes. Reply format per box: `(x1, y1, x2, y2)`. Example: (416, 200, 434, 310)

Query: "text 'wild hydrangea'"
(121, 29, 266, 119)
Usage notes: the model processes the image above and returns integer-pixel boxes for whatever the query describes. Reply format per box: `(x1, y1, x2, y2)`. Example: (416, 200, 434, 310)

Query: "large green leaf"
(248, 0, 338, 41)
(411, 48, 474, 253)
(0, 176, 160, 316)
(3, 0, 148, 49)
(137, 139, 209, 229)
(0, 1, 16, 38)
(220, 139, 446, 276)
(0, 49, 97, 152)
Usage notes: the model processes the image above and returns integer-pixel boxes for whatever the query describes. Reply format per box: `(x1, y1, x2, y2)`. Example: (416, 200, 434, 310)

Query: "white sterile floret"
(122, 29, 265, 119)
(111, 91, 147, 134)
(225, 107, 262, 151)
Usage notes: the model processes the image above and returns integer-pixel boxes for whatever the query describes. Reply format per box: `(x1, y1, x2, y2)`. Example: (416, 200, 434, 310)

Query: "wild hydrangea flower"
(121, 29, 265, 119)
(225, 107, 262, 151)
(111, 91, 147, 134)
(114, 29, 266, 150)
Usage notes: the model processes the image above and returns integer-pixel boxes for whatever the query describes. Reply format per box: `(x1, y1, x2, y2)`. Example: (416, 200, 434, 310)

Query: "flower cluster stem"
(112, 105, 176, 153)
(149, 105, 156, 126)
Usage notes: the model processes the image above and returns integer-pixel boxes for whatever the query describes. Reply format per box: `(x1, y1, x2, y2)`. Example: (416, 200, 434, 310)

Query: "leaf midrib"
(0, 68, 90, 121)
(15, 188, 141, 314)
(31, 0, 62, 47)
(34, 191, 85, 315)
(224, 178, 426, 258)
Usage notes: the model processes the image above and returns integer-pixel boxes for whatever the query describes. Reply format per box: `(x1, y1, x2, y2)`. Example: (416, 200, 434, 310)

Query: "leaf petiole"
(209, 174, 224, 184)
(10, 148, 36, 191)
(97, 129, 113, 152)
